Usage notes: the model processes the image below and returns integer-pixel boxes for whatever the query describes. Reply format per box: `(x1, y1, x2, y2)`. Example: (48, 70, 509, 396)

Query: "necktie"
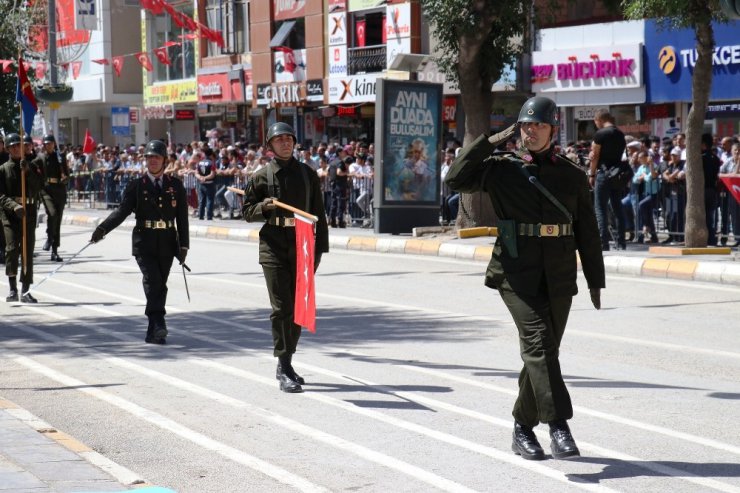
(154, 178, 162, 194)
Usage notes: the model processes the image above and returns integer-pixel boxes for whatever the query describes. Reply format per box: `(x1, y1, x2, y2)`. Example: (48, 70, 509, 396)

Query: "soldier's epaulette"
(555, 153, 582, 169)
(483, 151, 517, 163)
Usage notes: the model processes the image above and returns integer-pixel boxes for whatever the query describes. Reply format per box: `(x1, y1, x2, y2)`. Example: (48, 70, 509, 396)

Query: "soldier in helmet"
(242, 122, 329, 393)
(445, 96, 605, 461)
(36, 134, 70, 261)
(0, 137, 7, 265)
(0, 133, 45, 302)
(90, 140, 189, 344)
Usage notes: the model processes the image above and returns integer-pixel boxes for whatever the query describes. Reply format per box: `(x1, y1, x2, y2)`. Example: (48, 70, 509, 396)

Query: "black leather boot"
(51, 249, 63, 262)
(145, 315, 167, 344)
(6, 290, 18, 302)
(549, 419, 580, 459)
(511, 421, 545, 460)
(276, 355, 303, 393)
(275, 353, 305, 385)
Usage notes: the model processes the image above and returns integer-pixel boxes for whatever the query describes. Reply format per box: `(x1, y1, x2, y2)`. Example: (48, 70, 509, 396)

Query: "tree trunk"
(455, 24, 498, 229)
(684, 18, 714, 247)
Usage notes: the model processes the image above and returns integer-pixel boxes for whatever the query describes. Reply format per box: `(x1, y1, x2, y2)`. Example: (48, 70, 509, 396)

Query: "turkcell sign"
(645, 19, 740, 102)
(328, 75, 377, 104)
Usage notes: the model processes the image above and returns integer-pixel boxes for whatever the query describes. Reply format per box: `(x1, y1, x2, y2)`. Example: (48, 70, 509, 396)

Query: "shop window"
(206, 0, 249, 55)
(151, 6, 196, 82)
(350, 10, 384, 48)
(270, 18, 305, 50)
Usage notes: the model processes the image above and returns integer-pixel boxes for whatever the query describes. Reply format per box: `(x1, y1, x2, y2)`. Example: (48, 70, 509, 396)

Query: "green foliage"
(420, 0, 530, 89)
(621, 0, 724, 28)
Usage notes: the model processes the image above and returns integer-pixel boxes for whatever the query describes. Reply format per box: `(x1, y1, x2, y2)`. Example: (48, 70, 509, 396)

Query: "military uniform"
(36, 141, 70, 260)
(93, 141, 189, 343)
(445, 96, 605, 461)
(0, 151, 44, 299)
(243, 157, 329, 354)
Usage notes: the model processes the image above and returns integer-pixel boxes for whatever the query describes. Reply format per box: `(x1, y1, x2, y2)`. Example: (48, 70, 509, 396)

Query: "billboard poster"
(378, 79, 442, 204)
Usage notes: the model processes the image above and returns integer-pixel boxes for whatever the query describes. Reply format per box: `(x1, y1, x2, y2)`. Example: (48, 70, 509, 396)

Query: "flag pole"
(226, 187, 318, 222)
(17, 55, 28, 276)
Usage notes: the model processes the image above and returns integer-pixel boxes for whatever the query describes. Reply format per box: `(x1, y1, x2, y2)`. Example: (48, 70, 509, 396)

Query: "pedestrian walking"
(242, 122, 329, 393)
(445, 97, 605, 461)
(37, 134, 70, 262)
(0, 133, 45, 303)
(90, 140, 189, 344)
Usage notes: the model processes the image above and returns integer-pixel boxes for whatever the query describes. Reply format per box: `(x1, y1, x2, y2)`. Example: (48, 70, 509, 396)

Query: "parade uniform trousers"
(41, 183, 66, 249)
(4, 204, 37, 285)
(499, 280, 574, 428)
(261, 228, 301, 357)
(136, 251, 175, 322)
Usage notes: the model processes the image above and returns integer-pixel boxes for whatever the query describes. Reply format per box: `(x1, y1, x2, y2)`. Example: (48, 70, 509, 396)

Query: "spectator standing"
(662, 148, 687, 243)
(588, 109, 627, 250)
(702, 133, 721, 246)
(633, 151, 660, 243)
(196, 148, 217, 220)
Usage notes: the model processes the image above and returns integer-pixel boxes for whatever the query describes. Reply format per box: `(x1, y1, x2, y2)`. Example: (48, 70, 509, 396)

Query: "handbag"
(605, 162, 634, 190)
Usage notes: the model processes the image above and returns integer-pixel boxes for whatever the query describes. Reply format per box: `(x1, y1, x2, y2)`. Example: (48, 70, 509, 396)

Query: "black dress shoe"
(6, 290, 18, 302)
(549, 420, 580, 459)
(512, 421, 545, 460)
(42, 238, 51, 251)
(276, 361, 305, 385)
(50, 252, 64, 262)
(20, 292, 38, 303)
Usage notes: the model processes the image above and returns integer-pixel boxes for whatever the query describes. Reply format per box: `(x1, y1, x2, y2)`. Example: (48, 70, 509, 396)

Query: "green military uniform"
(243, 156, 329, 357)
(36, 145, 69, 259)
(445, 135, 605, 428)
(0, 156, 45, 289)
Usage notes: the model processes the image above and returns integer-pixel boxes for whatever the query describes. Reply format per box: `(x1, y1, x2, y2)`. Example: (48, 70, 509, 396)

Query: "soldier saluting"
(90, 140, 189, 344)
(445, 97, 605, 461)
(0, 133, 44, 303)
(36, 134, 69, 262)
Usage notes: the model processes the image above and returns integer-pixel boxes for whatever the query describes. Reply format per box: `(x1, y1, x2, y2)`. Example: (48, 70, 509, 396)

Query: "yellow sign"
(144, 80, 199, 105)
(348, 0, 379, 11)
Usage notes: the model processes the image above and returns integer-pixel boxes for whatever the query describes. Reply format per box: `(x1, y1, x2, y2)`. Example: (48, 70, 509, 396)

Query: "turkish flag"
(136, 52, 153, 71)
(356, 19, 366, 47)
(153, 47, 171, 65)
(82, 128, 96, 154)
(140, 0, 164, 15)
(274, 46, 296, 73)
(92, 58, 109, 65)
(294, 214, 316, 333)
(112, 56, 124, 77)
(720, 174, 740, 204)
(71, 61, 82, 79)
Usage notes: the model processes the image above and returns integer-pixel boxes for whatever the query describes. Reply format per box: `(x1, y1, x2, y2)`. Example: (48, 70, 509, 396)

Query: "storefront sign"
(328, 0, 345, 11)
(197, 73, 244, 103)
(348, 0, 379, 11)
(328, 13, 347, 46)
(574, 106, 608, 120)
(645, 19, 740, 102)
(175, 109, 195, 120)
(328, 74, 377, 104)
(442, 97, 456, 123)
(111, 107, 130, 136)
(328, 45, 347, 77)
(199, 82, 222, 97)
(255, 80, 323, 106)
(226, 104, 238, 122)
(143, 105, 174, 120)
(336, 105, 356, 116)
(386, 37, 411, 69)
(705, 100, 740, 118)
(129, 107, 140, 124)
(531, 44, 642, 92)
(144, 80, 198, 106)
(273, 0, 306, 21)
(386, 4, 411, 39)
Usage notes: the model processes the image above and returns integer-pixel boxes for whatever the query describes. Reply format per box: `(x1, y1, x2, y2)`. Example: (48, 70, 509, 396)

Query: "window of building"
(270, 18, 305, 50)
(206, 0, 249, 56)
(150, 5, 196, 82)
(347, 9, 385, 75)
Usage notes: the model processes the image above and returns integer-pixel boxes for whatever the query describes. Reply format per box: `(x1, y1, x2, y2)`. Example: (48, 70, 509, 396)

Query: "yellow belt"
(517, 223, 573, 237)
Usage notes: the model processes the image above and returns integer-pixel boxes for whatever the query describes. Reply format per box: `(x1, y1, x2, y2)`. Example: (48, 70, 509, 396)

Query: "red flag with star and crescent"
(136, 52, 153, 71)
(720, 174, 740, 205)
(294, 214, 316, 333)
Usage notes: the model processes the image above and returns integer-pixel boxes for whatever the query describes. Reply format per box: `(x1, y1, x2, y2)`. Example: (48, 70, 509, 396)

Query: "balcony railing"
(347, 45, 386, 75)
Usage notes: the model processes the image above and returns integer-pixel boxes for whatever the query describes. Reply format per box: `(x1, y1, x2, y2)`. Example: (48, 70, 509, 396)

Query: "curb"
(63, 215, 740, 286)
(0, 397, 149, 488)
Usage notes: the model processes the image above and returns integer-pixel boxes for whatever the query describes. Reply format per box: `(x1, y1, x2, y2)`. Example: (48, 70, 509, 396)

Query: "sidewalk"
(0, 397, 173, 492)
(59, 204, 740, 287)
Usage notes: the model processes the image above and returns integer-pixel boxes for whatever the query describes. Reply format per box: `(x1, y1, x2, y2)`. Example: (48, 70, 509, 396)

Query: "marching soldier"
(37, 134, 70, 262)
(0, 133, 45, 302)
(242, 122, 329, 393)
(0, 137, 8, 265)
(445, 97, 605, 460)
(90, 140, 189, 344)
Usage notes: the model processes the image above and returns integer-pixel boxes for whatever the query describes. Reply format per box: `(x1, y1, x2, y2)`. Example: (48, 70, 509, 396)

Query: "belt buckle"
(285, 218, 295, 227)
(539, 224, 559, 237)
(154, 220, 167, 229)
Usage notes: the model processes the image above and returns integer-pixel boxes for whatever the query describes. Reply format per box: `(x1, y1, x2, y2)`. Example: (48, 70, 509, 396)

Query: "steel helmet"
(23, 134, 33, 145)
(517, 96, 559, 126)
(144, 140, 168, 158)
(5, 133, 21, 146)
(266, 122, 296, 146)
(43, 134, 56, 144)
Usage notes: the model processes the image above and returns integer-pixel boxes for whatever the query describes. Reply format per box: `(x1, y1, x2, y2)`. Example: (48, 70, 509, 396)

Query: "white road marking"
(11, 354, 330, 493)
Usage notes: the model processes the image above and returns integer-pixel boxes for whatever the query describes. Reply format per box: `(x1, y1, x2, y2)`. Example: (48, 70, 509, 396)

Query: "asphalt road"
(2, 224, 740, 492)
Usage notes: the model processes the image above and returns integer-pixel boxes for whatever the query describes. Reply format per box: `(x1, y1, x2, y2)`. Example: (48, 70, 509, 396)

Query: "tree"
(0, 0, 45, 135)
(420, 0, 532, 228)
(622, 0, 724, 247)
